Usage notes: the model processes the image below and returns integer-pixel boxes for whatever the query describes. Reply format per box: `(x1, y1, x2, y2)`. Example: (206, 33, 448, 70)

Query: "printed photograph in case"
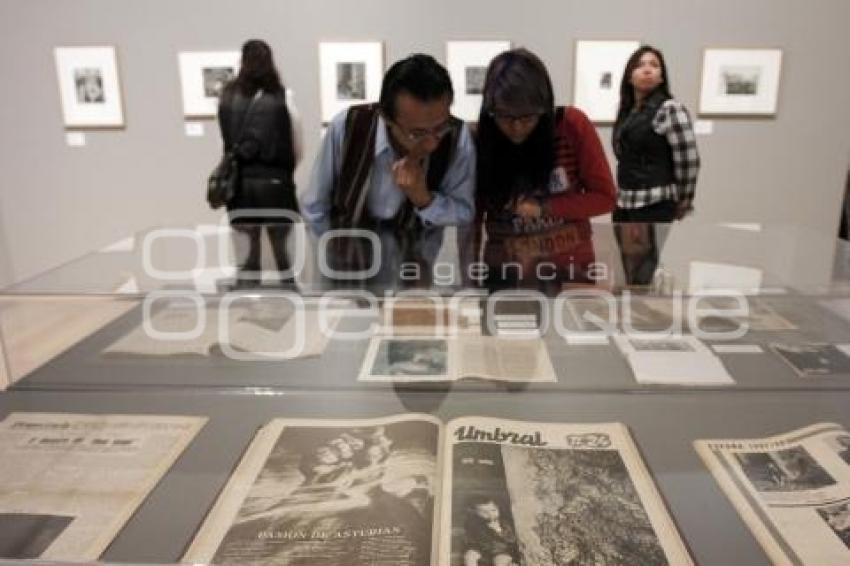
(178, 51, 240, 118)
(319, 42, 384, 123)
(734, 447, 837, 492)
(699, 48, 783, 116)
(54, 46, 124, 128)
(184, 416, 440, 565)
(0, 514, 74, 559)
(572, 40, 640, 124)
(446, 41, 511, 121)
(816, 501, 850, 549)
(771, 343, 850, 377)
(364, 338, 450, 380)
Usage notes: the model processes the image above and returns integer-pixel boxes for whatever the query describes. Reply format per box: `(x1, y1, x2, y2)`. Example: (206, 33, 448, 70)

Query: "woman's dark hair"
(379, 54, 454, 120)
(232, 39, 285, 96)
(476, 48, 556, 213)
(614, 45, 672, 126)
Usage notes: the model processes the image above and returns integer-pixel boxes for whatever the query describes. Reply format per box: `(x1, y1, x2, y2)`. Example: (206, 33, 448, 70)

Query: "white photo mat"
(54, 46, 124, 128)
(318, 41, 384, 124)
(446, 40, 511, 121)
(178, 51, 240, 118)
(572, 40, 640, 123)
(699, 48, 783, 116)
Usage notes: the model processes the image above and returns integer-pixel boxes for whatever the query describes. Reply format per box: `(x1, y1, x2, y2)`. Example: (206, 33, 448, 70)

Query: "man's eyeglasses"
(489, 110, 545, 125)
(389, 119, 453, 144)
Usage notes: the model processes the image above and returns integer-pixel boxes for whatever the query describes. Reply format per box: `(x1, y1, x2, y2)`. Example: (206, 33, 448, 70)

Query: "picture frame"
(178, 51, 240, 118)
(698, 48, 783, 116)
(572, 40, 640, 124)
(445, 40, 511, 121)
(54, 46, 124, 129)
(318, 41, 384, 124)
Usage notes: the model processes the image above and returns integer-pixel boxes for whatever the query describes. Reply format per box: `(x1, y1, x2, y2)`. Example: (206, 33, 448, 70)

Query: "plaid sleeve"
(654, 100, 700, 208)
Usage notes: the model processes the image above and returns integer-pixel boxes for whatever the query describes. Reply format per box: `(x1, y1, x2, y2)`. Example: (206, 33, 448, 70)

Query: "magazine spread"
(103, 300, 346, 359)
(0, 412, 206, 561)
(185, 416, 692, 565)
(357, 336, 557, 383)
(695, 423, 850, 565)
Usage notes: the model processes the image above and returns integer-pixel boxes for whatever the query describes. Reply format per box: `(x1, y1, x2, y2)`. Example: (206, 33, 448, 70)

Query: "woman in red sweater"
(475, 48, 616, 291)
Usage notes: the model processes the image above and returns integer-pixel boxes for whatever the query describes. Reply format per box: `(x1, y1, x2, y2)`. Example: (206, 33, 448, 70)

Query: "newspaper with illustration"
(0, 412, 205, 561)
(695, 423, 850, 565)
(185, 415, 692, 565)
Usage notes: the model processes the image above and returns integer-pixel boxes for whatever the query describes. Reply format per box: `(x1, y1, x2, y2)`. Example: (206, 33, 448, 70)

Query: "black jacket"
(218, 84, 297, 215)
(218, 85, 295, 181)
(613, 89, 675, 191)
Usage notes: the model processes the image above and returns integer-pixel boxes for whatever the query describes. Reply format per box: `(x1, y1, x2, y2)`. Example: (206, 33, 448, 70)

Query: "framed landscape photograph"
(446, 40, 511, 121)
(699, 48, 783, 116)
(572, 40, 640, 124)
(178, 51, 240, 118)
(54, 46, 124, 129)
(318, 41, 383, 123)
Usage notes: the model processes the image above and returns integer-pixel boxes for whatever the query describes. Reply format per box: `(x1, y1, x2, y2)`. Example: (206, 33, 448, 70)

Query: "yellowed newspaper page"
(0, 412, 206, 561)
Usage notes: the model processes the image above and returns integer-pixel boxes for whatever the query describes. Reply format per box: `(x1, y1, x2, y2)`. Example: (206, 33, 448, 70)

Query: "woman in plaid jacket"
(612, 46, 700, 223)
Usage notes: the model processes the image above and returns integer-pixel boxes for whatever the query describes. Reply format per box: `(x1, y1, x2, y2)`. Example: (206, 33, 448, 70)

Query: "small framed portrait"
(572, 40, 640, 124)
(318, 41, 384, 124)
(699, 48, 783, 116)
(54, 46, 124, 129)
(178, 51, 240, 118)
(446, 40, 511, 121)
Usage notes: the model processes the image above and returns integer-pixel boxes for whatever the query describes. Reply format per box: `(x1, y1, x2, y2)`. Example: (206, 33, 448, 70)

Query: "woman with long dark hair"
(612, 45, 699, 222)
(475, 48, 616, 289)
(218, 39, 302, 286)
(611, 46, 699, 285)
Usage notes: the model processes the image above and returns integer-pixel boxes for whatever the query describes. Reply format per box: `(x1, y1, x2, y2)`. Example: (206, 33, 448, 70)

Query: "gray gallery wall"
(0, 0, 849, 288)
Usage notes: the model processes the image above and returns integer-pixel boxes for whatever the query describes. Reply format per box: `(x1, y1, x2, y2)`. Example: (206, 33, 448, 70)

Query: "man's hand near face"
(392, 156, 433, 209)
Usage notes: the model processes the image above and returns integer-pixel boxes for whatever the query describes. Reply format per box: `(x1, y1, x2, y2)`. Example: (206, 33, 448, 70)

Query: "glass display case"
(2, 218, 850, 565)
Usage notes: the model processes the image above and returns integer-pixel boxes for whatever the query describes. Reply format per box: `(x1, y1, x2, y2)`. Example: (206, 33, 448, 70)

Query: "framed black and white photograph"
(178, 51, 240, 118)
(319, 41, 383, 124)
(54, 46, 124, 128)
(336, 62, 366, 100)
(572, 40, 640, 124)
(699, 48, 783, 116)
(446, 40, 511, 121)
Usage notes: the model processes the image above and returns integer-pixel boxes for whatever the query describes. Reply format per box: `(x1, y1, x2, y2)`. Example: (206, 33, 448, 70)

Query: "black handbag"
(207, 90, 263, 209)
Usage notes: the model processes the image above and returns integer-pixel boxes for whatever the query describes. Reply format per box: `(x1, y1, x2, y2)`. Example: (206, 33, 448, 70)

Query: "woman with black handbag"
(217, 39, 302, 286)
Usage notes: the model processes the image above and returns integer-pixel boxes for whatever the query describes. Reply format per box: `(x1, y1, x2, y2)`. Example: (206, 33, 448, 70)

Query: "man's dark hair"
(379, 53, 454, 120)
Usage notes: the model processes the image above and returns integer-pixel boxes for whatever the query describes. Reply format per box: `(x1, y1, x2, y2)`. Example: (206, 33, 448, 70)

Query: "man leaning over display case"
(299, 53, 476, 236)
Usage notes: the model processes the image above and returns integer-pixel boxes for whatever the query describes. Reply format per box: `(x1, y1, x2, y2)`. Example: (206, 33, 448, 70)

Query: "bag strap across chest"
(333, 103, 462, 230)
